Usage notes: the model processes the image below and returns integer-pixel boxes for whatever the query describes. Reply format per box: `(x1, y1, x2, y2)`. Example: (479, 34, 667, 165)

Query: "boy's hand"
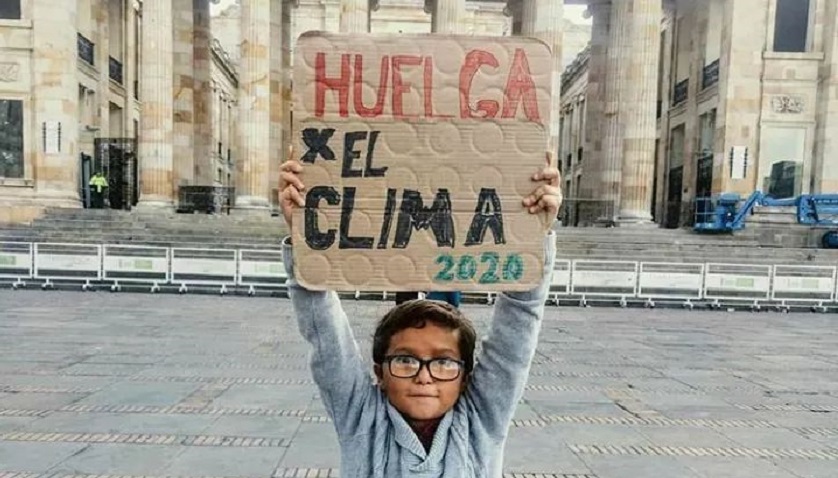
(523, 151, 563, 229)
(279, 145, 305, 228)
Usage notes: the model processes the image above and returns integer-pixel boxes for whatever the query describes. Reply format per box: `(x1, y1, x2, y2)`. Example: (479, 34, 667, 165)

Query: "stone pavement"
(0, 291, 837, 478)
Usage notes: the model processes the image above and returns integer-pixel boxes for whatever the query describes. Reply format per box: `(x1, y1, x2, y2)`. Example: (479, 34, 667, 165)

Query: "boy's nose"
(413, 364, 434, 384)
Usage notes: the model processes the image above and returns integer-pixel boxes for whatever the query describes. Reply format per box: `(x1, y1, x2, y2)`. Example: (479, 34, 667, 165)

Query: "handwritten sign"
(292, 32, 552, 291)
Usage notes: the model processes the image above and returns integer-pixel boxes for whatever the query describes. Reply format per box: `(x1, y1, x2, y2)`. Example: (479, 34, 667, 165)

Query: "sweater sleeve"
(465, 231, 555, 438)
(282, 237, 373, 437)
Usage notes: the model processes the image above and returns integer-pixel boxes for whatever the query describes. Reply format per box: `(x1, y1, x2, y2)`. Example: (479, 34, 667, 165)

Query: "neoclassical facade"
(0, 0, 241, 221)
(0, 0, 575, 222)
(561, 0, 838, 228)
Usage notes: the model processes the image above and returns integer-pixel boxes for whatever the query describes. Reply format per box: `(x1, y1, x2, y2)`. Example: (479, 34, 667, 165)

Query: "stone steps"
(2, 208, 837, 265)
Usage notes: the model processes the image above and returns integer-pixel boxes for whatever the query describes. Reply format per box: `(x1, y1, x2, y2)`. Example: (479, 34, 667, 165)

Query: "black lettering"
(341, 131, 366, 178)
(378, 188, 397, 249)
(465, 188, 505, 246)
(364, 131, 387, 177)
(304, 186, 340, 250)
(339, 187, 374, 249)
(301, 128, 336, 163)
(393, 189, 455, 249)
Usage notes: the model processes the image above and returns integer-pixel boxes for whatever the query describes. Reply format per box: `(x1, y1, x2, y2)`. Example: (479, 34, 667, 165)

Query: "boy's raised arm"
(282, 237, 373, 436)
(466, 231, 556, 438)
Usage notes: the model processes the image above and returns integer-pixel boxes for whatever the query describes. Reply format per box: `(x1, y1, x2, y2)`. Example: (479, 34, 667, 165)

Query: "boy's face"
(375, 321, 465, 421)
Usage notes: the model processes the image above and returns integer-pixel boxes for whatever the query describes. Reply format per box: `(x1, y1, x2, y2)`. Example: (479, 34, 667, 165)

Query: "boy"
(278, 152, 561, 477)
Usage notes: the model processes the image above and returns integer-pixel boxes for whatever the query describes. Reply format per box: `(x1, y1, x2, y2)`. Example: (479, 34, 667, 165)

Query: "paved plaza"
(0, 290, 837, 477)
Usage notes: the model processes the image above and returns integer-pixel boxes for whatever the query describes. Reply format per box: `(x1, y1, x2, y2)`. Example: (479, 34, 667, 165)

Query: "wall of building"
(558, 0, 838, 229)
(210, 39, 238, 188)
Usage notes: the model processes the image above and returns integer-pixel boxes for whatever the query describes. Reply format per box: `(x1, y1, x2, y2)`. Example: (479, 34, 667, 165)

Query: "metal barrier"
(548, 260, 571, 304)
(638, 262, 704, 307)
(772, 265, 836, 311)
(33, 243, 102, 290)
(571, 260, 638, 306)
(170, 248, 237, 294)
(10, 240, 838, 312)
(103, 245, 169, 292)
(0, 242, 33, 288)
(237, 249, 287, 295)
(703, 263, 772, 308)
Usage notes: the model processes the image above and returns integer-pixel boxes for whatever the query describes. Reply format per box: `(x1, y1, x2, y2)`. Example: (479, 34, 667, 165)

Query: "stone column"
(193, 0, 214, 184)
(96, 0, 110, 144)
(31, 0, 79, 205)
(428, 0, 464, 34)
(815, 0, 838, 191)
(520, 0, 563, 160)
(235, 0, 272, 212)
(579, 1, 610, 222)
(173, 0, 195, 190)
(619, 0, 662, 222)
(281, 0, 294, 190)
(599, 0, 630, 222)
(340, 0, 368, 33)
(269, 0, 284, 210)
(138, 0, 175, 208)
(123, 0, 137, 137)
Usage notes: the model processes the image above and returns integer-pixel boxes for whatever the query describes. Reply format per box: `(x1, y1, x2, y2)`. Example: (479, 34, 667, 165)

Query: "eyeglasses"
(383, 354, 465, 381)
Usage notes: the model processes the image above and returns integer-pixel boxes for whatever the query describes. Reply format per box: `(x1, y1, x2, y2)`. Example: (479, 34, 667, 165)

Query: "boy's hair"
(372, 299, 477, 375)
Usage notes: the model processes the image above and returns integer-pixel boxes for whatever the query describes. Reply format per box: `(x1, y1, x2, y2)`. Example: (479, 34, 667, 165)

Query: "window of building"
(0, 99, 24, 178)
(759, 126, 806, 198)
(773, 0, 811, 52)
(0, 1, 21, 19)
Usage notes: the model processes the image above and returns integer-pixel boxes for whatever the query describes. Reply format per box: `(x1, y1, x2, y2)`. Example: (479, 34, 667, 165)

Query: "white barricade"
(34, 243, 102, 287)
(703, 263, 771, 302)
(772, 265, 836, 304)
(237, 249, 287, 293)
(171, 248, 237, 292)
(638, 262, 704, 301)
(0, 242, 33, 285)
(571, 260, 638, 298)
(103, 245, 170, 290)
(548, 260, 571, 304)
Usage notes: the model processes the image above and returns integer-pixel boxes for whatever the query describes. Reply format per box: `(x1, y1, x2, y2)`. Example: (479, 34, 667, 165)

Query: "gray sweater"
(282, 232, 556, 477)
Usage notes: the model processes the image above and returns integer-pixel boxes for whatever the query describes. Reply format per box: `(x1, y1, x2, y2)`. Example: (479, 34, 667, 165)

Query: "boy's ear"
(374, 364, 384, 383)
(460, 373, 470, 393)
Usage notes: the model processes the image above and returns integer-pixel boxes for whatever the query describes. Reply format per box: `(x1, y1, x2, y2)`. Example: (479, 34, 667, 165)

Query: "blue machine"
(694, 191, 838, 233)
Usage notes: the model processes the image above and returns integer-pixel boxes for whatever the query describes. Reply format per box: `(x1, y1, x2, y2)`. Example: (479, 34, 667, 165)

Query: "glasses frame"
(383, 354, 465, 382)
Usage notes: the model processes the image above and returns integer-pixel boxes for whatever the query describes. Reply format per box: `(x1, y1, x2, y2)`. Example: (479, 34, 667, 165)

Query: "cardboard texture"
(292, 32, 552, 291)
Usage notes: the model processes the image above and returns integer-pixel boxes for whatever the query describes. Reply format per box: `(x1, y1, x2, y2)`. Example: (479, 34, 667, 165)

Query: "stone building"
(0, 0, 569, 223)
(0, 0, 239, 222)
(562, 0, 838, 229)
(211, 1, 591, 68)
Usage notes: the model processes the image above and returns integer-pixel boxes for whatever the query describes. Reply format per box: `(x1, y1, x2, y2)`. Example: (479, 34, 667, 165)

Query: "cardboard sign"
(291, 32, 552, 291)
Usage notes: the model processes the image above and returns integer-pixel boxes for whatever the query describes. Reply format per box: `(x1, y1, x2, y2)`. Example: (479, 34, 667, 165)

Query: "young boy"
(278, 153, 561, 477)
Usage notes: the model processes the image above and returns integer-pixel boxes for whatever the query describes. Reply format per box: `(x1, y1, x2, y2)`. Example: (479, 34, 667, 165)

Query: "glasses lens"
(389, 355, 420, 378)
(429, 358, 462, 381)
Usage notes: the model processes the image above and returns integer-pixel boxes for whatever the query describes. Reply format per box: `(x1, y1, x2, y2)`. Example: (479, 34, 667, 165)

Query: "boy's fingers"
(282, 187, 305, 208)
(523, 184, 550, 206)
(538, 167, 560, 186)
(524, 185, 562, 207)
(280, 161, 303, 173)
(280, 171, 305, 192)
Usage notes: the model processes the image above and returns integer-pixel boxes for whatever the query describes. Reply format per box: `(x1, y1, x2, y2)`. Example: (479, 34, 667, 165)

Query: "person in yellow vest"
(89, 171, 108, 209)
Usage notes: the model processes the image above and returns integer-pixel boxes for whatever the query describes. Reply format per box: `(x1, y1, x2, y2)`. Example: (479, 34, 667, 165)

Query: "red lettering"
(353, 55, 389, 118)
(501, 49, 541, 123)
(423, 57, 453, 119)
(459, 50, 500, 119)
(392, 55, 422, 119)
(315, 53, 351, 117)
